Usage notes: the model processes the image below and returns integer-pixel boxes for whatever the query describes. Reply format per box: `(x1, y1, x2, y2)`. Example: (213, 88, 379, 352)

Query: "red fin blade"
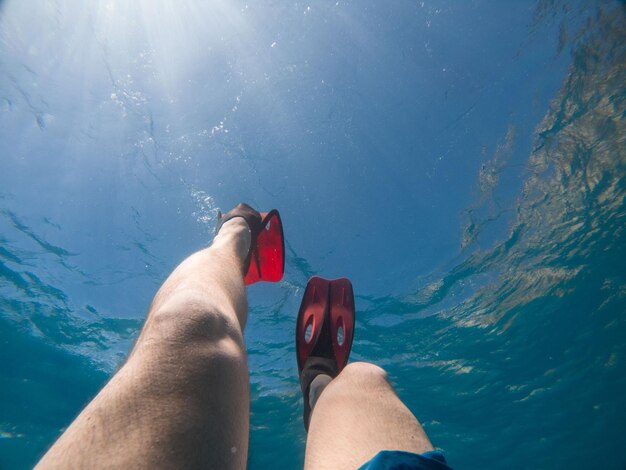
(244, 210, 285, 285)
(296, 277, 330, 373)
(329, 278, 355, 371)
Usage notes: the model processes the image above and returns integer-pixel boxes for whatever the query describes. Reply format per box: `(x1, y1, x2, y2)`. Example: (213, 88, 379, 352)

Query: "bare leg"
(37, 219, 251, 470)
(304, 362, 434, 470)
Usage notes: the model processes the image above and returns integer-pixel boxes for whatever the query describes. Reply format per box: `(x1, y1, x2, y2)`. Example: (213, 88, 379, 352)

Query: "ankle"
(213, 218, 251, 265)
(308, 374, 333, 411)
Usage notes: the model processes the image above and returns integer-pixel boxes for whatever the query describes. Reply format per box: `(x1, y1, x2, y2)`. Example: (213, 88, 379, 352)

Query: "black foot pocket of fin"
(300, 357, 338, 431)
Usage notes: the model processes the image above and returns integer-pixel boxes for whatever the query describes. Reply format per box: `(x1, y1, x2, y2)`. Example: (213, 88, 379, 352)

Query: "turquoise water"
(1, 1, 625, 468)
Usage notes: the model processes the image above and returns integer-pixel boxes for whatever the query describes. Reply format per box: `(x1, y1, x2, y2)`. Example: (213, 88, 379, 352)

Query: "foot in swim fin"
(296, 276, 355, 430)
(216, 203, 285, 284)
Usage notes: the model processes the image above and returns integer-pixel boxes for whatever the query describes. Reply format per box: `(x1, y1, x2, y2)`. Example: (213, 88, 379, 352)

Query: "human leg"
(37, 217, 252, 469)
(304, 362, 434, 470)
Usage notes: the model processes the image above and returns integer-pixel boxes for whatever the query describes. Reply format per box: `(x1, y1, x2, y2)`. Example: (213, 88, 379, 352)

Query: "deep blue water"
(1, 1, 625, 468)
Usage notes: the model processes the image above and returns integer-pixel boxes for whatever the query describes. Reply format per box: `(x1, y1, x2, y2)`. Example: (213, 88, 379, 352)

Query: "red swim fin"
(296, 276, 356, 430)
(245, 210, 285, 285)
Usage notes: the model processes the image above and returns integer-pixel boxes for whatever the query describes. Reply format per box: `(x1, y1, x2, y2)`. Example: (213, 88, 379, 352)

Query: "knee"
(337, 362, 390, 388)
(141, 295, 245, 351)
(135, 303, 247, 381)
